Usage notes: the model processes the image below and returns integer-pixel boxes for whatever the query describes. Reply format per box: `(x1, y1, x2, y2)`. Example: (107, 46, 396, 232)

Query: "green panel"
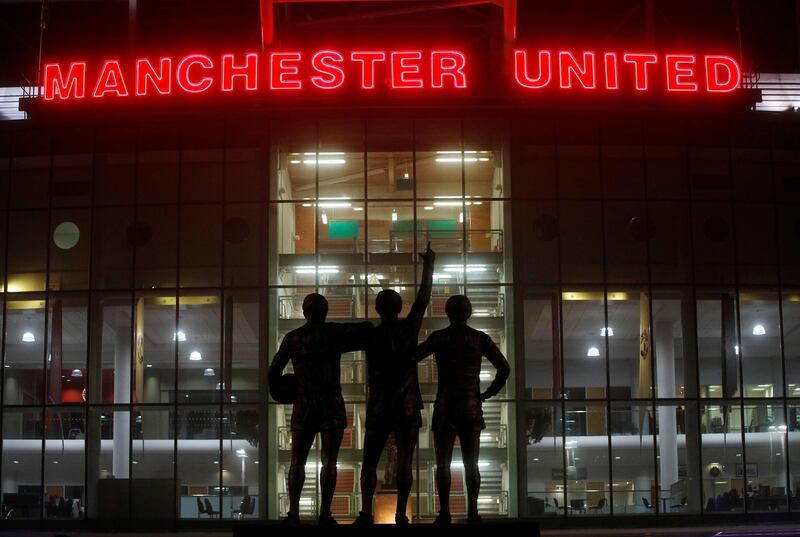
(328, 220, 359, 239)
(391, 220, 423, 238)
(426, 219, 458, 239)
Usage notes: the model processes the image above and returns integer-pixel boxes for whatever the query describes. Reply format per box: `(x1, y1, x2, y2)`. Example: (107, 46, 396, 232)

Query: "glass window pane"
(742, 404, 788, 512)
(366, 119, 413, 200)
(94, 129, 135, 206)
(697, 292, 740, 398)
(226, 293, 261, 404)
(652, 290, 695, 399)
(602, 144, 644, 200)
(700, 401, 743, 514)
(604, 202, 648, 284)
(465, 200, 507, 285)
(522, 291, 557, 400)
(180, 204, 222, 288)
(608, 291, 650, 401)
(318, 200, 364, 286)
(648, 202, 692, 284)
(46, 296, 87, 405)
(44, 409, 85, 519)
(226, 120, 265, 202)
(10, 155, 49, 209)
(271, 120, 316, 202)
(270, 202, 316, 287)
(788, 404, 800, 511)
(52, 153, 92, 207)
(645, 145, 688, 200)
(611, 402, 654, 515)
(318, 120, 364, 200)
(178, 292, 221, 403)
(739, 291, 782, 397)
(463, 119, 504, 199)
(2, 408, 43, 519)
(415, 119, 462, 200)
(224, 204, 266, 287)
(137, 125, 179, 204)
(559, 202, 603, 284)
(512, 201, 558, 284)
(181, 145, 223, 203)
(692, 203, 735, 285)
(178, 406, 220, 519)
(366, 202, 415, 286)
(784, 292, 800, 396)
(510, 120, 556, 199)
(132, 406, 175, 520)
(49, 209, 90, 291)
(558, 145, 600, 200)
(90, 295, 131, 405)
(4, 296, 46, 405)
(134, 205, 178, 289)
(735, 204, 778, 284)
(87, 408, 129, 519)
(222, 406, 261, 519)
(91, 207, 134, 289)
(656, 402, 701, 514)
(524, 402, 563, 517)
(7, 210, 47, 292)
(138, 292, 176, 404)
(562, 291, 606, 395)
(565, 402, 609, 517)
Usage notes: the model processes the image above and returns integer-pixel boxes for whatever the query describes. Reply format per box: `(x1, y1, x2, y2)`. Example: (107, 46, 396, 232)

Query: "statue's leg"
(319, 428, 345, 517)
(433, 429, 456, 516)
(359, 426, 390, 516)
(459, 428, 482, 521)
(394, 426, 419, 520)
(288, 429, 316, 518)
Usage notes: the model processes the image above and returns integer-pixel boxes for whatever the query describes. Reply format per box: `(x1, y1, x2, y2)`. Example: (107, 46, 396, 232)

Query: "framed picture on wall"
(735, 463, 758, 478)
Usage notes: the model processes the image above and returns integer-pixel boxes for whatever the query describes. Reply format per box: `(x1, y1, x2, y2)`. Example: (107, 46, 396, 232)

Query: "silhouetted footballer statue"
(414, 295, 511, 525)
(268, 293, 368, 526)
(351, 242, 435, 526)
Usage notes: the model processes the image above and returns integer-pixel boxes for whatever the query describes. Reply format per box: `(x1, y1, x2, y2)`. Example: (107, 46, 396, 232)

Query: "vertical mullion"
(553, 122, 568, 518)
(40, 133, 54, 520)
(641, 119, 661, 515)
(219, 126, 227, 519)
(0, 125, 16, 509)
(83, 124, 98, 520)
(597, 122, 613, 517)
(173, 129, 183, 521)
(411, 119, 421, 521)
(127, 123, 140, 521)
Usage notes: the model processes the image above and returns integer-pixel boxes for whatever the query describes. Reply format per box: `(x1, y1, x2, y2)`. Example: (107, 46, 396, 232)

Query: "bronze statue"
(268, 293, 368, 526)
(351, 242, 435, 525)
(414, 295, 510, 524)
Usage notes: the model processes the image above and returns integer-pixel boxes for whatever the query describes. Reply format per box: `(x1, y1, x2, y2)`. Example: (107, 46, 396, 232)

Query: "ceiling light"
(22, 332, 35, 343)
(752, 324, 766, 336)
(353, 207, 363, 211)
(391, 210, 398, 222)
(189, 351, 202, 361)
(321, 213, 328, 225)
(735, 345, 740, 355)
(424, 206, 434, 211)
(601, 327, 614, 337)
(204, 368, 215, 377)
(236, 448, 248, 458)
(146, 364, 153, 368)
(479, 371, 492, 380)
(442, 265, 487, 273)
(71, 369, 82, 377)
(459, 212, 464, 223)
(432, 273, 453, 279)
(587, 346, 600, 357)
(173, 330, 187, 342)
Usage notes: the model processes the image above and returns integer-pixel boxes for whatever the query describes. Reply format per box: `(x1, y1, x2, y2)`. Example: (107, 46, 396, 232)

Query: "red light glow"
(40, 47, 742, 102)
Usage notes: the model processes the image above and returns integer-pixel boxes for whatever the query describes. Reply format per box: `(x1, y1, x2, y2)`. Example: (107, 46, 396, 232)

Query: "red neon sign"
(41, 48, 741, 102)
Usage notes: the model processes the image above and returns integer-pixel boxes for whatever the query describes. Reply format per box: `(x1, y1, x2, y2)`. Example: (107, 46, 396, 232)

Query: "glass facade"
(0, 114, 798, 522)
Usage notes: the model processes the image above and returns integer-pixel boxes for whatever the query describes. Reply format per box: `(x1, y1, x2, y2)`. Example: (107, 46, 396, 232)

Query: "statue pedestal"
(373, 490, 412, 524)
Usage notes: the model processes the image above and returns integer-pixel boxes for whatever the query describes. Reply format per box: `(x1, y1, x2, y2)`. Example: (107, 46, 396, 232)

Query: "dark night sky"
(0, 0, 797, 85)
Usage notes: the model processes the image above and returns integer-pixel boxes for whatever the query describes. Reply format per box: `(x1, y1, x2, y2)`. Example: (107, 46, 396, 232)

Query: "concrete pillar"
(656, 321, 679, 501)
(113, 330, 130, 479)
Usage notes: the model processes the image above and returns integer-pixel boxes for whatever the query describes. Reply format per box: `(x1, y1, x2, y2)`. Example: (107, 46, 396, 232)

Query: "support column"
(681, 296, 702, 512)
(113, 329, 131, 479)
(656, 321, 679, 504)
